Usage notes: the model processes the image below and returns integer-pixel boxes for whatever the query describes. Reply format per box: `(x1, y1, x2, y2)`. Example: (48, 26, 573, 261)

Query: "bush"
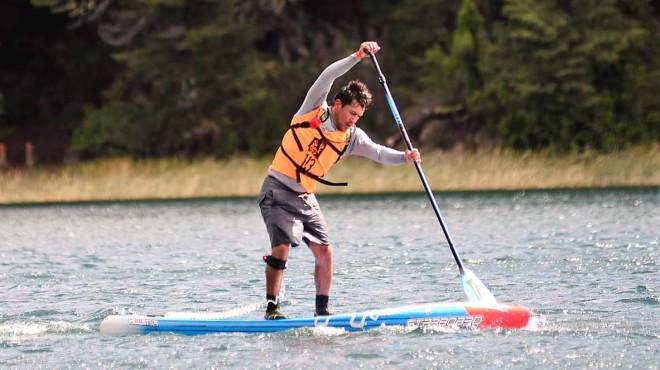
(72, 102, 150, 158)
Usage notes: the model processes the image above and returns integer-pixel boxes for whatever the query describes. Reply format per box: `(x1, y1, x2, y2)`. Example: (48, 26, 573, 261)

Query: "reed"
(1, 144, 657, 204)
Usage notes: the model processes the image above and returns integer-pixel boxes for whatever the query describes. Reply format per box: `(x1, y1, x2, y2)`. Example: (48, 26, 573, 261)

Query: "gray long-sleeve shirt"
(269, 52, 406, 192)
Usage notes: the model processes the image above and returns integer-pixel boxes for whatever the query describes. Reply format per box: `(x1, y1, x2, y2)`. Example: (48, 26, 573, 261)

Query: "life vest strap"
(290, 123, 310, 151)
(279, 146, 348, 187)
(291, 122, 311, 129)
(289, 122, 348, 157)
(315, 128, 344, 156)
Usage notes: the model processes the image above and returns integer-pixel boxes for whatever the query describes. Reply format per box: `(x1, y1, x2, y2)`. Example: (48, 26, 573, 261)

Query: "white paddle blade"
(461, 268, 497, 304)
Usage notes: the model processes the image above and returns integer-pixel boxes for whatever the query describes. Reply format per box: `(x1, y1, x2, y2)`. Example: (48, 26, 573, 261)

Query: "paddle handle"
(367, 51, 465, 274)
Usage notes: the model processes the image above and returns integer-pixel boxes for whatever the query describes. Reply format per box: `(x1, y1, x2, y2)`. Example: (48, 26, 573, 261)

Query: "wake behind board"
(100, 302, 530, 335)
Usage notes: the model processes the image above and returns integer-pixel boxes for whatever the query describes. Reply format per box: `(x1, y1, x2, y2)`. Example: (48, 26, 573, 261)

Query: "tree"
(64, 0, 290, 157)
(475, 0, 659, 151)
(11, 0, 658, 161)
(418, 0, 488, 104)
(388, 0, 489, 150)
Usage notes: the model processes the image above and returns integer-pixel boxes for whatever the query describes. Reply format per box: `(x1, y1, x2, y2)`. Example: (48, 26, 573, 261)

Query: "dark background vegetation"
(1, 0, 658, 165)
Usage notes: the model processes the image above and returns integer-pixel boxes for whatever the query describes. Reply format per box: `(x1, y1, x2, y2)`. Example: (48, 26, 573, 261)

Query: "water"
(1, 188, 658, 369)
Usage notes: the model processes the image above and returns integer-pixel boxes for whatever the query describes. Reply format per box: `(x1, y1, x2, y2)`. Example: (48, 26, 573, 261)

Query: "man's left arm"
(344, 128, 420, 165)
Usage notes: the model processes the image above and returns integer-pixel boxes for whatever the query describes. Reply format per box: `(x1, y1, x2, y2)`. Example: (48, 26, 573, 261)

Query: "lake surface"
(1, 188, 658, 369)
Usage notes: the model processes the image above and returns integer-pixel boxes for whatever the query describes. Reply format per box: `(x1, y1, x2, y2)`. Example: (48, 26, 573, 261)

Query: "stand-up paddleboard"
(100, 302, 530, 335)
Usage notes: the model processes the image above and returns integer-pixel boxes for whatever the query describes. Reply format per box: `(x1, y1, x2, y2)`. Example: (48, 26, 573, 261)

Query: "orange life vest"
(270, 106, 352, 193)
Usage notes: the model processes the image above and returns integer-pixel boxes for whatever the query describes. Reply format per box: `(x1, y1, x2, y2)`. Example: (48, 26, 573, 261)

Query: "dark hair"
(334, 80, 373, 109)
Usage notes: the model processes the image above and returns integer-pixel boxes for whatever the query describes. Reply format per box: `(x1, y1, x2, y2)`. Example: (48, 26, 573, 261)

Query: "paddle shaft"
(367, 52, 465, 274)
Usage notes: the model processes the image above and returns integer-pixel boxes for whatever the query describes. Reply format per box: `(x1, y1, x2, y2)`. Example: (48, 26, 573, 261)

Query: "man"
(258, 41, 421, 320)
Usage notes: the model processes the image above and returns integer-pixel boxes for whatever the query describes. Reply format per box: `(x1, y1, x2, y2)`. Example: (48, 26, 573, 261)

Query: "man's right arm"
(295, 54, 360, 116)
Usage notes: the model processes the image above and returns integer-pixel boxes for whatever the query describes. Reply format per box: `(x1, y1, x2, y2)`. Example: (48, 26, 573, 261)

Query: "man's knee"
(309, 243, 333, 263)
(264, 244, 290, 270)
(271, 244, 290, 259)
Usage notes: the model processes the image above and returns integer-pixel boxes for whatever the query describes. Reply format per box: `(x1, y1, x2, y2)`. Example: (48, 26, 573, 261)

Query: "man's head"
(331, 80, 373, 131)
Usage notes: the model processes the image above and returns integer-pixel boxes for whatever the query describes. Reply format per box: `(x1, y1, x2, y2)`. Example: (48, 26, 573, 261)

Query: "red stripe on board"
(466, 305, 531, 329)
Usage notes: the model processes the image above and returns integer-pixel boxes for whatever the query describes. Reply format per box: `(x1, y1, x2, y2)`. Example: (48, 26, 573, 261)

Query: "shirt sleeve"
(343, 127, 407, 165)
(295, 53, 361, 116)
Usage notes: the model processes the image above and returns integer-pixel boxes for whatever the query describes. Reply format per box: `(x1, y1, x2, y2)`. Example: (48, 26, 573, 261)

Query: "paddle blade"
(461, 268, 497, 304)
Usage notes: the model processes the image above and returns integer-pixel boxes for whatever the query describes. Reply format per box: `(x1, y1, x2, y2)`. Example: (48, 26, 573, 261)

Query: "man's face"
(332, 99, 365, 132)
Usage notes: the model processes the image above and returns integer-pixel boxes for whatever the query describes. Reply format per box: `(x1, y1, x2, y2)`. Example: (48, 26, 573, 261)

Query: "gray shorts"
(258, 175, 330, 248)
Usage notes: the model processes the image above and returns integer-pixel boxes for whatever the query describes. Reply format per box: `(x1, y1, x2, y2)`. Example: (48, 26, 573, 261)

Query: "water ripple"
(0, 189, 658, 368)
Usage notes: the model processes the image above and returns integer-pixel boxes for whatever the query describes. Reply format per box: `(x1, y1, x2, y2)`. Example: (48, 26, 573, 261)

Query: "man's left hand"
(405, 149, 421, 164)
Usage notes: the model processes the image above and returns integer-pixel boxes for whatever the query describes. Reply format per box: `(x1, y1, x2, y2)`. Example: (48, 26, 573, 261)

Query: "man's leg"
(264, 243, 289, 319)
(308, 242, 333, 315)
(266, 243, 290, 298)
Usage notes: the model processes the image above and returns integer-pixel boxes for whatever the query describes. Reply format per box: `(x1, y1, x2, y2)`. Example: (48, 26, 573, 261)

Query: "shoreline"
(1, 144, 658, 205)
(0, 185, 657, 208)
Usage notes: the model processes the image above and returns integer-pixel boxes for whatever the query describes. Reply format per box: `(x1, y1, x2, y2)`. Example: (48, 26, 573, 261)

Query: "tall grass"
(1, 144, 657, 204)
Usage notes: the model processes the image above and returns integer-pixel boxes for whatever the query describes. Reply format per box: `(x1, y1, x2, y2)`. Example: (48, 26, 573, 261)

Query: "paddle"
(366, 51, 497, 305)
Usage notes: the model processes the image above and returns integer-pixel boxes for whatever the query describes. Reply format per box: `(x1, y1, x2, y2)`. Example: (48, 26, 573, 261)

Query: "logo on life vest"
(300, 138, 327, 172)
(308, 138, 327, 158)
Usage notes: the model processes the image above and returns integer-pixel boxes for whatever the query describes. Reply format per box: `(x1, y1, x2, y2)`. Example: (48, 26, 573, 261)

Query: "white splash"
(165, 301, 266, 320)
(309, 326, 346, 336)
(0, 320, 92, 340)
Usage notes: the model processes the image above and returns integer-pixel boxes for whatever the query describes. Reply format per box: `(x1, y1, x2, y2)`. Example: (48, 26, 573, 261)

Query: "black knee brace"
(263, 255, 287, 270)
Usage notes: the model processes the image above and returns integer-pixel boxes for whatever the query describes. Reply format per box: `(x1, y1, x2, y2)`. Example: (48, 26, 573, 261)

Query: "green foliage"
(417, 0, 487, 104)
(87, 1, 275, 158)
(239, 89, 286, 156)
(475, 0, 660, 151)
(9, 0, 660, 161)
(72, 102, 150, 157)
(375, 0, 460, 96)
